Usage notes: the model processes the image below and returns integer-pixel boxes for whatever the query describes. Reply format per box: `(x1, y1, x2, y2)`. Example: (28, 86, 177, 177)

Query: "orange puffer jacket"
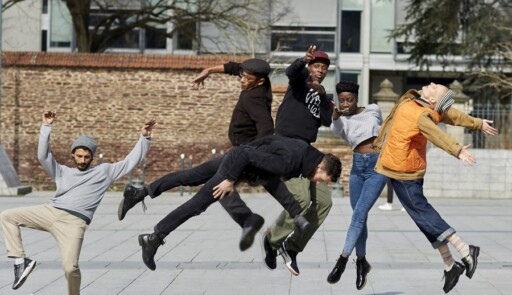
(379, 100, 441, 172)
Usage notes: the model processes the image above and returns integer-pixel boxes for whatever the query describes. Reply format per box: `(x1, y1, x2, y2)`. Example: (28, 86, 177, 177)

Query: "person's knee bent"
(63, 262, 80, 278)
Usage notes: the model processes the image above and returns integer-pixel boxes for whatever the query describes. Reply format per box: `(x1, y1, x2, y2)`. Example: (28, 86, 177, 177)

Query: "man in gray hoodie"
(0, 111, 155, 295)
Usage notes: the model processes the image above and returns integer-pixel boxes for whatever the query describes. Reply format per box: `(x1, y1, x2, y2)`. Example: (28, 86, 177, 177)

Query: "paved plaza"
(0, 191, 510, 295)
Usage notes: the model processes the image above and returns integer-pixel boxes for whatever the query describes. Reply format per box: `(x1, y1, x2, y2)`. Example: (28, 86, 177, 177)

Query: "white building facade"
(2, 0, 473, 103)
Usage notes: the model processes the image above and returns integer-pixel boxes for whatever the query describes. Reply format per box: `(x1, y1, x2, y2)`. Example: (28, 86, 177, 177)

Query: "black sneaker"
(261, 229, 277, 270)
(278, 243, 299, 276)
(12, 258, 36, 290)
(138, 233, 165, 271)
(461, 245, 480, 279)
(118, 184, 148, 220)
(356, 257, 372, 290)
(327, 255, 348, 284)
(239, 214, 265, 251)
(293, 215, 310, 236)
(443, 261, 465, 293)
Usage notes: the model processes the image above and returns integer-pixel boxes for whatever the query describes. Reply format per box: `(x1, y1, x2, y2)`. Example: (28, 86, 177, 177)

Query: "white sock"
(438, 245, 455, 271)
(14, 258, 24, 265)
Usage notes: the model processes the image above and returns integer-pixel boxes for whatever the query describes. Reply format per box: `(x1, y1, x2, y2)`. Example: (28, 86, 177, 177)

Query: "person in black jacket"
(137, 135, 342, 271)
(119, 59, 274, 252)
(263, 45, 334, 276)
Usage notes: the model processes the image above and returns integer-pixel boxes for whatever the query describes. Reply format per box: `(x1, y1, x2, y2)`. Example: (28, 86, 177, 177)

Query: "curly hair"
(335, 80, 359, 96)
(322, 153, 342, 182)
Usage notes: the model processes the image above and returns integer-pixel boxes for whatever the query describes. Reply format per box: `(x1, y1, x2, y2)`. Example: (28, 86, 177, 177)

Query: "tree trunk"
(63, 0, 92, 52)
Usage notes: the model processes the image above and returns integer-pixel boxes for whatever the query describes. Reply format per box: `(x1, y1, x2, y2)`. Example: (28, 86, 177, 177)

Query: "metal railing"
(465, 102, 511, 149)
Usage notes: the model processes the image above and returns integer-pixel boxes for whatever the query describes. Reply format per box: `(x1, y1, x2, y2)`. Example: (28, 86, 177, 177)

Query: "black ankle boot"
(138, 233, 165, 271)
(118, 184, 148, 220)
(327, 255, 348, 284)
(356, 257, 372, 290)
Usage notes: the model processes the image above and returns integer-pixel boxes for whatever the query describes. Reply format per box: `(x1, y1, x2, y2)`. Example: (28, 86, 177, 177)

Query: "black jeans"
(153, 160, 302, 239)
(148, 157, 253, 228)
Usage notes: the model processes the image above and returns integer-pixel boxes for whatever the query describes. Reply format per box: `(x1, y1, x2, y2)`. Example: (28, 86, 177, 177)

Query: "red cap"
(309, 51, 330, 66)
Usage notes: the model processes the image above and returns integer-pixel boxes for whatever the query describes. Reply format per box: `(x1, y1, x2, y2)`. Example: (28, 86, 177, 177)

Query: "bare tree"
(2, 0, 289, 54)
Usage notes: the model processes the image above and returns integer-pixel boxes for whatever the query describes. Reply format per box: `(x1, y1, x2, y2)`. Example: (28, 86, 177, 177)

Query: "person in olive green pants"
(262, 45, 334, 276)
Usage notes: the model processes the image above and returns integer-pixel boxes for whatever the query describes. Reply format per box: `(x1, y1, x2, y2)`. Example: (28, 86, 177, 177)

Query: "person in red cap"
(119, 58, 275, 251)
(262, 45, 334, 276)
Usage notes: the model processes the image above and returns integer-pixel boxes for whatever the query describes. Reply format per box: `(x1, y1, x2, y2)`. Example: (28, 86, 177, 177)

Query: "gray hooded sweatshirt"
(37, 123, 151, 224)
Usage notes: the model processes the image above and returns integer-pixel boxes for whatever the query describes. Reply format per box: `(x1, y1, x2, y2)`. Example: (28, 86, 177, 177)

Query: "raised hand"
(303, 45, 316, 63)
(42, 111, 56, 125)
(141, 119, 156, 137)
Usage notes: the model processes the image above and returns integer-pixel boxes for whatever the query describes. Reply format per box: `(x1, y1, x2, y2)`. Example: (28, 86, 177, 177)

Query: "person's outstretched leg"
(276, 181, 332, 276)
(139, 173, 223, 270)
(0, 204, 53, 290)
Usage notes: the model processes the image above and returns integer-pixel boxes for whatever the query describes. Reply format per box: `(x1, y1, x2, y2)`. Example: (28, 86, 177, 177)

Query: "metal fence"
(465, 102, 511, 149)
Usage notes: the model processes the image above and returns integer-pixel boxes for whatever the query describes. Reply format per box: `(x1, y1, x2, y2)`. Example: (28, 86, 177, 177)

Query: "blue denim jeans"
(390, 178, 455, 249)
(342, 153, 387, 257)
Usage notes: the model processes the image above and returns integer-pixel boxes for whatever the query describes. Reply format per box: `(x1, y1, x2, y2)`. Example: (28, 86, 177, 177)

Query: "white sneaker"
(378, 203, 393, 211)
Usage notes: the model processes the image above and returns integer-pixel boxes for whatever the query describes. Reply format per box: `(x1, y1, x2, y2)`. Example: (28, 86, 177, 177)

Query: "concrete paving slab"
(0, 192, 510, 295)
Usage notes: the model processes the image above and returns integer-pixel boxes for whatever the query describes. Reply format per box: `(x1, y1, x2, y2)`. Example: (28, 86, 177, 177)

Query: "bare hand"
(331, 102, 342, 120)
(213, 179, 235, 200)
(191, 69, 210, 89)
(141, 119, 156, 137)
(42, 111, 56, 125)
(458, 144, 476, 166)
(481, 119, 497, 136)
(307, 79, 325, 95)
(303, 45, 316, 63)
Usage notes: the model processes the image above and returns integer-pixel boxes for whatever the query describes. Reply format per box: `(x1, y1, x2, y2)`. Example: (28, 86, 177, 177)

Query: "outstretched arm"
(105, 119, 155, 181)
(38, 111, 61, 179)
(191, 65, 226, 89)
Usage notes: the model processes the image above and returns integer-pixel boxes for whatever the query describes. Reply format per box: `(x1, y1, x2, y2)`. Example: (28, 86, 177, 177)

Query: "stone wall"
(424, 148, 512, 198)
(0, 52, 353, 192)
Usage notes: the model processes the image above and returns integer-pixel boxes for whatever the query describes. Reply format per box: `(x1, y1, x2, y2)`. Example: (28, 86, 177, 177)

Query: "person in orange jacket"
(373, 83, 497, 293)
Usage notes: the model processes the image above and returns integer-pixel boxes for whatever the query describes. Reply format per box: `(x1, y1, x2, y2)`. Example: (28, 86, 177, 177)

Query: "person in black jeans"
(137, 135, 342, 271)
(119, 59, 274, 251)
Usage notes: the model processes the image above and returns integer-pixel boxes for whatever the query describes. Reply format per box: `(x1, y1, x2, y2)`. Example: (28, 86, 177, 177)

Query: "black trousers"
(153, 166, 302, 239)
(148, 157, 253, 228)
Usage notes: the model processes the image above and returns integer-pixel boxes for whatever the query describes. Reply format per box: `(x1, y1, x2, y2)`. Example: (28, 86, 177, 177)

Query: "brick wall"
(1, 52, 353, 193)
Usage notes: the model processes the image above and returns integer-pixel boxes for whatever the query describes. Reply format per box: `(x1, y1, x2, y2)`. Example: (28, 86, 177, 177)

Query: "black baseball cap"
(241, 59, 271, 76)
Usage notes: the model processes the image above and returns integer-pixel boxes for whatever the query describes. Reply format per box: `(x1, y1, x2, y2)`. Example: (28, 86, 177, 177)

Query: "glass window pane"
(271, 27, 335, 52)
(370, 0, 393, 53)
(340, 11, 361, 52)
(145, 28, 167, 49)
(175, 23, 197, 50)
(341, 0, 363, 11)
(50, 0, 72, 47)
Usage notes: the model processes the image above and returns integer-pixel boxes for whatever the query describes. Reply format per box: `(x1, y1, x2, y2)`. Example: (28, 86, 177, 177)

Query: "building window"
(340, 11, 361, 53)
(49, 0, 72, 48)
(370, 0, 393, 53)
(41, 30, 48, 51)
(175, 23, 197, 50)
(271, 26, 335, 52)
(145, 28, 167, 49)
(42, 0, 48, 14)
(89, 9, 167, 50)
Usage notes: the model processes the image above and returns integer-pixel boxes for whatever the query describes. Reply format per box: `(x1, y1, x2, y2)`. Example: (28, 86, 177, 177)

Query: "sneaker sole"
(284, 261, 299, 276)
(260, 231, 277, 270)
(13, 260, 36, 290)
